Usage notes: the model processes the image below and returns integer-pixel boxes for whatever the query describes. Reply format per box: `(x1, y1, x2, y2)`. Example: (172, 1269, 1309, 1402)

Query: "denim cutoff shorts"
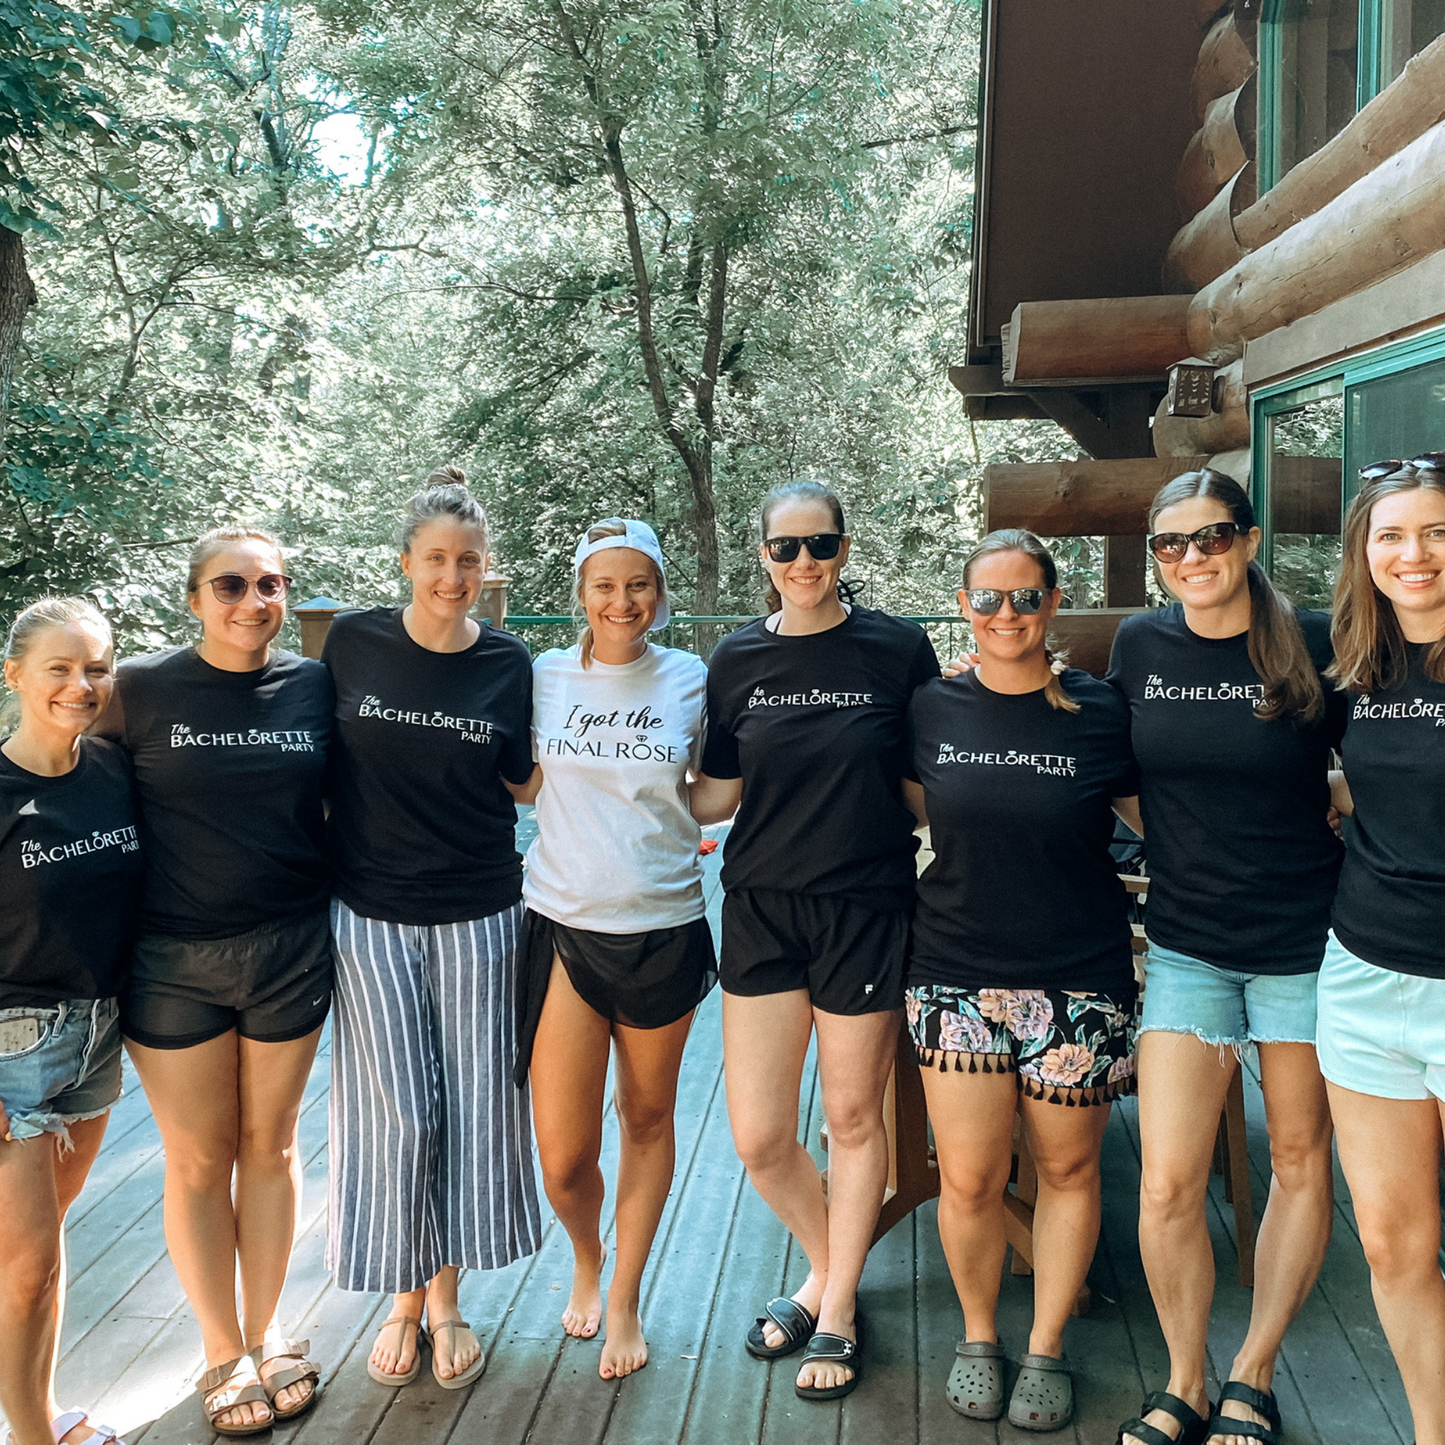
(1140, 943, 1318, 1048)
(0, 997, 122, 1144)
(1317, 932, 1445, 1102)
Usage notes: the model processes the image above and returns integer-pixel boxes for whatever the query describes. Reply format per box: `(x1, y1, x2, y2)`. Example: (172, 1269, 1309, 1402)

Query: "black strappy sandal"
(744, 1297, 816, 1360)
(794, 1330, 860, 1402)
(1118, 1391, 1212, 1445)
(1205, 1382, 1282, 1445)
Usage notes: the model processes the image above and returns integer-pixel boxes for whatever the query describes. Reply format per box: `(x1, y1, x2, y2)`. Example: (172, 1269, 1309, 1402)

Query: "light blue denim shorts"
(1140, 943, 1318, 1047)
(1317, 932, 1445, 1102)
(0, 997, 122, 1144)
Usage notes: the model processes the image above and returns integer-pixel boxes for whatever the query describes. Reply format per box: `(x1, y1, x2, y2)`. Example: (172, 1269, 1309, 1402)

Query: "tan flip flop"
(426, 1320, 487, 1390)
(366, 1315, 424, 1387)
(197, 1355, 273, 1437)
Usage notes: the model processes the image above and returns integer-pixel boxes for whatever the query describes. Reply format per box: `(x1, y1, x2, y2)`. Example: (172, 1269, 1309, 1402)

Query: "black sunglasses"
(1147, 522, 1245, 563)
(1359, 451, 1445, 480)
(965, 587, 1047, 615)
(764, 533, 843, 563)
(196, 572, 293, 604)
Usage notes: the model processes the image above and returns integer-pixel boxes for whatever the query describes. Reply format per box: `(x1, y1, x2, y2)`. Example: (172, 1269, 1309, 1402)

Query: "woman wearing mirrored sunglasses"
(98, 526, 333, 1434)
(1110, 471, 1346, 1445)
(689, 479, 939, 1402)
(905, 530, 1139, 1432)
(1316, 460, 1445, 1445)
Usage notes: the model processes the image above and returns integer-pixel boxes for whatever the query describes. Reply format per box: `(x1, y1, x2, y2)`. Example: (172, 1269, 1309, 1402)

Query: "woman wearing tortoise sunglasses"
(1316, 456, 1445, 1445)
(689, 479, 938, 1401)
(1110, 471, 1347, 1445)
(98, 527, 333, 1435)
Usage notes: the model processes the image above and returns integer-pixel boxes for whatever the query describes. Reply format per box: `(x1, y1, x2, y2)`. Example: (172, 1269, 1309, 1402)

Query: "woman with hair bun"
(512, 517, 713, 1381)
(1112, 471, 1346, 1445)
(689, 479, 939, 1402)
(323, 466, 541, 1390)
(905, 531, 1139, 1433)
(100, 528, 333, 1435)
(1316, 457, 1445, 1445)
(1, 598, 141, 1445)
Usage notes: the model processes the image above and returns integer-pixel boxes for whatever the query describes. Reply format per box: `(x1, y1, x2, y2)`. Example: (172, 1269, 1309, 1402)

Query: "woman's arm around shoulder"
(689, 772, 741, 825)
(1111, 795, 1144, 837)
(505, 766, 543, 806)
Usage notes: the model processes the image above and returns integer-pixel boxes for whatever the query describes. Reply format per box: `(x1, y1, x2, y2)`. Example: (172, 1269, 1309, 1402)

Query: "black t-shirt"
(1333, 643, 1445, 978)
(702, 606, 939, 909)
(0, 739, 143, 1007)
(909, 670, 1139, 993)
(104, 647, 333, 940)
(1105, 605, 1346, 975)
(324, 608, 535, 926)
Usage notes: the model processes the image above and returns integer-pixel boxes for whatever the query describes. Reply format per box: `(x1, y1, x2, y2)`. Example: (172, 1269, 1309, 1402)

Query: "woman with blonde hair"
(323, 467, 541, 1390)
(1316, 454, 1445, 1445)
(906, 530, 1140, 1433)
(512, 517, 713, 1380)
(1, 598, 142, 1445)
(101, 530, 333, 1435)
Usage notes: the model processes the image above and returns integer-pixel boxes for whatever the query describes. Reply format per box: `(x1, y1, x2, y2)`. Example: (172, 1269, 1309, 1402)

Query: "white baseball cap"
(573, 518, 670, 630)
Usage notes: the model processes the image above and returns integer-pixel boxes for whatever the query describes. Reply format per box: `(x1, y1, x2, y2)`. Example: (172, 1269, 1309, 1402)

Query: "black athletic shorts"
(121, 909, 333, 1050)
(719, 888, 907, 1015)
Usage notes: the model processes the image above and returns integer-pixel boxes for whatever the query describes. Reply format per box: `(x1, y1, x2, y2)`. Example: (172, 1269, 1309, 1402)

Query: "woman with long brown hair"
(1111, 471, 1345, 1445)
(1316, 455, 1445, 1445)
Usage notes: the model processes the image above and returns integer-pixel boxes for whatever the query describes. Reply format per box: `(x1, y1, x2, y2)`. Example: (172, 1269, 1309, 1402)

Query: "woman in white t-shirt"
(513, 518, 715, 1382)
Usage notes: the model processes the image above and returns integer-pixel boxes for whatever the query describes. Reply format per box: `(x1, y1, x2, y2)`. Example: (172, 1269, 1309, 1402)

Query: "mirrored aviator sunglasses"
(764, 533, 843, 563)
(1359, 452, 1445, 480)
(965, 587, 1046, 615)
(202, 572, 293, 604)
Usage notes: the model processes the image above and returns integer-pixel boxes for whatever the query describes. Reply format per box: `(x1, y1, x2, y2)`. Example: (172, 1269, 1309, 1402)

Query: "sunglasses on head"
(965, 587, 1047, 615)
(1359, 451, 1445, 480)
(1147, 521, 1245, 563)
(764, 533, 843, 563)
(196, 573, 293, 604)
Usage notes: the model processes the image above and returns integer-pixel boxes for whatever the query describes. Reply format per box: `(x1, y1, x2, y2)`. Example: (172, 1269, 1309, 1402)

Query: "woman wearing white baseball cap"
(512, 517, 714, 1381)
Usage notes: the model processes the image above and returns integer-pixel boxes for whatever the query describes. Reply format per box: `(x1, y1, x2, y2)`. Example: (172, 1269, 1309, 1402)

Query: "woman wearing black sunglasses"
(906, 529, 1140, 1432)
(689, 479, 938, 1401)
(1315, 458, 1445, 1445)
(1112, 472, 1345, 1445)
(99, 527, 333, 1434)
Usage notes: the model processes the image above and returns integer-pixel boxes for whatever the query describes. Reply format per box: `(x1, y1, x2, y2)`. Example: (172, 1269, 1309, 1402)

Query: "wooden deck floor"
(37, 834, 1412, 1445)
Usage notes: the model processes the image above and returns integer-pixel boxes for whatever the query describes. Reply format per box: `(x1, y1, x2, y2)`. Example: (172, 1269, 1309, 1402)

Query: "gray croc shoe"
(946, 1339, 1006, 1421)
(1008, 1353, 1073, 1432)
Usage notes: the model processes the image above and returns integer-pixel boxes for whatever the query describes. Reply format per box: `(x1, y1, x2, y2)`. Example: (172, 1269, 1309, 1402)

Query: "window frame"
(1257, 0, 1425, 192)
(1250, 323, 1445, 572)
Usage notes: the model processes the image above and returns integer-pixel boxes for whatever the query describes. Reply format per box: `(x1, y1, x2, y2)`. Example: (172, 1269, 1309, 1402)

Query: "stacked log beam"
(1002, 296, 1192, 386)
(1178, 76, 1258, 219)
(1152, 360, 1248, 456)
(1190, 11, 1256, 124)
(1165, 164, 1256, 292)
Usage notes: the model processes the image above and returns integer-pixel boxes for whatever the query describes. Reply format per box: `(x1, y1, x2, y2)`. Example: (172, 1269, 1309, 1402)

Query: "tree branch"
(860, 122, 976, 150)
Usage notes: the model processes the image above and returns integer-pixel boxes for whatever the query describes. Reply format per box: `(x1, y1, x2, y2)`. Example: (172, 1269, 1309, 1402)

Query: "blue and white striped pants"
(327, 898, 542, 1293)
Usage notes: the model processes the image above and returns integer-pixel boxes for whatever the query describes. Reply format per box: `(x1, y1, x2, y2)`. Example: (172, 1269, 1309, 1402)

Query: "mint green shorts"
(1317, 932, 1445, 1102)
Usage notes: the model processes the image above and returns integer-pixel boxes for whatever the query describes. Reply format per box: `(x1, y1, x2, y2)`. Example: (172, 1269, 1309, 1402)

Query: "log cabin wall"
(956, 5, 1445, 670)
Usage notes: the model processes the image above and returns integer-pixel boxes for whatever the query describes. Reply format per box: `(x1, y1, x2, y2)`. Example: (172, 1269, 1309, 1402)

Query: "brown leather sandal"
(252, 1336, 322, 1420)
(197, 1355, 272, 1437)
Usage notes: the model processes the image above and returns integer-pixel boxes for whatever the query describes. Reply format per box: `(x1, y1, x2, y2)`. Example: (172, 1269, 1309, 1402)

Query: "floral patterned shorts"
(905, 985, 1139, 1104)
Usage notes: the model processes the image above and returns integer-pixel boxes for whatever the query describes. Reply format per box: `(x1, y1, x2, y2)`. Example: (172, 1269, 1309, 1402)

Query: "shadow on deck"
(48, 844, 1408, 1445)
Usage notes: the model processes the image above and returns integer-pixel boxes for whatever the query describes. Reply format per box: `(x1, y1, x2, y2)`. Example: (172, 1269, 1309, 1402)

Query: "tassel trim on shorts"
(913, 1047, 1016, 1074)
(912, 1046, 1137, 1106)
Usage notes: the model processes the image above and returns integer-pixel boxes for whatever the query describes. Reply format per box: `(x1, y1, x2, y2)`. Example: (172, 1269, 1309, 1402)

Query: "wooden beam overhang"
(1002, 296, 1193, 387)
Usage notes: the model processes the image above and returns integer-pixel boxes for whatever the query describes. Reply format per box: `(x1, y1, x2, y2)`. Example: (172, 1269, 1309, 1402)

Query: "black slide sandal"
(1205, 1382, 1282, 1445)
(794, 1329, 860, 1402)
(744, 1297, 817, 1360)
(1118, 1391, 1212, 1445)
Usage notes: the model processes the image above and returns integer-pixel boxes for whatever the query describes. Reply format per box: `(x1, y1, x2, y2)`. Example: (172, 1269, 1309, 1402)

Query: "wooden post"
(1105, 536, 1149, 608)
(293, 596, 349, 660)
(476, 575, 509, 628)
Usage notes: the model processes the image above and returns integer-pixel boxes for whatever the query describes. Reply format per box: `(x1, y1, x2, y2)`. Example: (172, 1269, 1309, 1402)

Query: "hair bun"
(426, 464, 467, 489)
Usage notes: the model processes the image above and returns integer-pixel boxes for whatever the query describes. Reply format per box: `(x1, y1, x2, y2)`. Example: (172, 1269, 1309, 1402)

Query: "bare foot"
(794, 1310, 855, 1395)
(599, 1300, 648, 1380)
(370, 1316, 421, 1380)
(428, 1318, 483, 1382)
(562, 1240, 607, 1338)
(761, 1273, 825, 1351)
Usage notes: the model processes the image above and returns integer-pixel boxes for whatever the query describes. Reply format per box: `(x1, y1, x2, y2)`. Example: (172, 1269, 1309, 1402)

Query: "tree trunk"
(0, 227, 37, 445)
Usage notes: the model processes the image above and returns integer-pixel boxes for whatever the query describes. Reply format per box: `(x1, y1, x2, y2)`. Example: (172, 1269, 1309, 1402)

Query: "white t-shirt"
(524, 643, 708, 933)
